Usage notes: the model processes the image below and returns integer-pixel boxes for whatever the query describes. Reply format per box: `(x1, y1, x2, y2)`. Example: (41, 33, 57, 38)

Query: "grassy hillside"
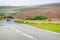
(0, 6, 27, 14)
(0, 3, 60, 19)
(16, 3, 60, 19)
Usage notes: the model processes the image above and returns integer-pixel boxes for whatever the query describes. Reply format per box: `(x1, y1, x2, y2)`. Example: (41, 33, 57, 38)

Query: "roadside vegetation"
(15, 15, 60, 32)
(28, 23, 60, 32)
(0, 12, 5, 20)
(25, 15, 48, 20)
(15, 20, 60, 32)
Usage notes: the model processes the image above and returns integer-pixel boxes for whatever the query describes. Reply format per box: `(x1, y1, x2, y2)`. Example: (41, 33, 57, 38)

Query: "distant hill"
(0, 3, 60, 19)
(0, 6, 27, 14)
(15, 3, 60, 19)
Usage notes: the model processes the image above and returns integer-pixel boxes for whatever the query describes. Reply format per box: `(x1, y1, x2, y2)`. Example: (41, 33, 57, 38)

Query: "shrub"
(25, 18, 33, 20)
(25, 15, 48, 20)
(15, 20, 24, 23)
(33, 15, 48, 20)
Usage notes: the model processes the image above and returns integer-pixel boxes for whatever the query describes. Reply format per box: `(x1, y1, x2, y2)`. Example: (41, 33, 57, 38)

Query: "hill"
(0, 6, 27, 14)
(15, 3, 60, 19)
(0, 3, 60, 19)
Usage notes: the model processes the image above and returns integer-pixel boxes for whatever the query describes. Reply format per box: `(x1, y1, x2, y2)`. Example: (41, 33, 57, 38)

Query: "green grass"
(15, 20, 60, 32)
(15, 20, 24, 24)
(28, 23, 60, 32)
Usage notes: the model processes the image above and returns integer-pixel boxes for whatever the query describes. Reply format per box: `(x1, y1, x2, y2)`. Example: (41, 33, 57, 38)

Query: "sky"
(0, 0, 60, 6)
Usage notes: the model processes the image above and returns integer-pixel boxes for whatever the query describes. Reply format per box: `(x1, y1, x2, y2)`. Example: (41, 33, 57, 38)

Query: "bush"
(15, 20, 24, 23)
(25, 18, 33, 20)
(33, 15, 48, 20)
(25, 15, 48, 20)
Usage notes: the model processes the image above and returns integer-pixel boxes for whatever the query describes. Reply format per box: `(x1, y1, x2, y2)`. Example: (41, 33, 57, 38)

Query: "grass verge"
(28, 23, 60, 32)
(15, 20, 60, 32)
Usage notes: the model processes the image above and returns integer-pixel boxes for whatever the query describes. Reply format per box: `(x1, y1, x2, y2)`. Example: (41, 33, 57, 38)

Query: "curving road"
(0, 21, 60, 40)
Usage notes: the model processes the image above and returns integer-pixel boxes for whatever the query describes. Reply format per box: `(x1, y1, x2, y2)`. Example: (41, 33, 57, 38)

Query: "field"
(15, 20, 60, 32)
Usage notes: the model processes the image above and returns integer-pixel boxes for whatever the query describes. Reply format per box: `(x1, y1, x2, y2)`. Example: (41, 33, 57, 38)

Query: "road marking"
(15, 29, 37, 40)
(15, 29, 34, 39)
(9, 25, 37, 40)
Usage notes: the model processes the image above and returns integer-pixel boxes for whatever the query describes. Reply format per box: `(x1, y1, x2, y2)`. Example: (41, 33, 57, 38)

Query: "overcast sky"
(0, 0, 60, 6)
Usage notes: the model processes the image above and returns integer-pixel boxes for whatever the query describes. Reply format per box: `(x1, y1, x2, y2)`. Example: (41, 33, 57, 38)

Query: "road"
(0, 21, 60, 40)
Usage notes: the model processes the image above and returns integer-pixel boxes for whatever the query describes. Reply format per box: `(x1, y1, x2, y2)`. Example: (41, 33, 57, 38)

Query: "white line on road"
(16, 29, 34, 39)
(8, 25, 37, 40)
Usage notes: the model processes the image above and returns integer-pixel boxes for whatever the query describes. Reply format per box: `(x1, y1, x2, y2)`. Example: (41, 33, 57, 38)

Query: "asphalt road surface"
(0, 21, 60, 40)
